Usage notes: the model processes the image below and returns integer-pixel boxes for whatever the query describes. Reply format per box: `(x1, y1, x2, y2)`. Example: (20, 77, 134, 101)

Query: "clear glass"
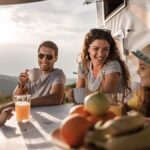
(109, 103, 123, 116)
(14, 95, 31, 123)
(105, 93, 124, 116)
(105, 93, 124, 103)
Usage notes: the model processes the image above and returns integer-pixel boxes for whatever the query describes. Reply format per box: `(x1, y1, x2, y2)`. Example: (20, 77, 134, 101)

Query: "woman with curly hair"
(76, 28, 131, 96)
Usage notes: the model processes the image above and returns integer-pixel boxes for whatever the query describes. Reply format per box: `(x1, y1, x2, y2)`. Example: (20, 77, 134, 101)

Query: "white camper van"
(84, 0, 150, 82)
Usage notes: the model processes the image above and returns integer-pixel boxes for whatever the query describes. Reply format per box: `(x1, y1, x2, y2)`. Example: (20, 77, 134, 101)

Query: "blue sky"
(0, 0, 97, 79)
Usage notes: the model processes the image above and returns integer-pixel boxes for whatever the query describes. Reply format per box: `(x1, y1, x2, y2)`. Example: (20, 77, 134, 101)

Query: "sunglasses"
(90, 28, 111, 35)
(38, 53, 53, 60)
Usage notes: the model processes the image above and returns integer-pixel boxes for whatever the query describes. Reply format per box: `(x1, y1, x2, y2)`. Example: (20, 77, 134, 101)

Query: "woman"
(0, 107, 14, 127)
(127, 44, 150, 117)
(76, 28, 131, 94)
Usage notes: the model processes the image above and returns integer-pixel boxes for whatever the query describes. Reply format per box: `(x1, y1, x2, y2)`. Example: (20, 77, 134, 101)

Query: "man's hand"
(18, 70, 29, 86)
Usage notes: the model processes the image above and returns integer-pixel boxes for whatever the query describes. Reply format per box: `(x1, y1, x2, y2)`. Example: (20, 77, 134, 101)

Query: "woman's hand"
(0, 107, 15, 126)
(66, 88, 76, 103)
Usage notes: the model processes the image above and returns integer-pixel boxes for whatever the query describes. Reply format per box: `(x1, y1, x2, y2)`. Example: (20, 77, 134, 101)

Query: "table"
(0, 103, 74, 150)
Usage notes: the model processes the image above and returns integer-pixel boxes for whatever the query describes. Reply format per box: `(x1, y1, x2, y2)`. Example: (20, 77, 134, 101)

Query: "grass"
(0, 95, 12, 106)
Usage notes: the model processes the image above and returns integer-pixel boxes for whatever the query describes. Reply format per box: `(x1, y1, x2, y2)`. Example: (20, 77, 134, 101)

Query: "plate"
(50, 128, 77, 150)
(50, 129, 98, 150)
(50, 120, 150, 150)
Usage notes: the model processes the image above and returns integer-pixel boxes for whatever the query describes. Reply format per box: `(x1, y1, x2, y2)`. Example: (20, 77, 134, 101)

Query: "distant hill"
(0, 74, 75, 96)
(0, 74, 17, 95)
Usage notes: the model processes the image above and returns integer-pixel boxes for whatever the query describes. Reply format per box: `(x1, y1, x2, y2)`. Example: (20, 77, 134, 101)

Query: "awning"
(0, 0, 44, 5)
(83, 0, 102, 5)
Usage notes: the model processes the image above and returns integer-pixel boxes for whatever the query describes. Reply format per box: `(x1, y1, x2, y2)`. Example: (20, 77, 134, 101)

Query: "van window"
(104, 0, 126, 21)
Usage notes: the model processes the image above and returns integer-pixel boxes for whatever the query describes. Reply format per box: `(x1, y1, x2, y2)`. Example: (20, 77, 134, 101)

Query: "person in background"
(67, 28, 131, 102)
(127, 44, 150, 117)
(77, 28, 131, 93)
(13, 41, 66, 106)
(0, 107, 14, 127)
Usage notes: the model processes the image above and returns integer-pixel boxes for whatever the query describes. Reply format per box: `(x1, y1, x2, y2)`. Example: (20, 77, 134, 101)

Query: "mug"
(73, 88, 88, 104)
(28, 68, 40, 82)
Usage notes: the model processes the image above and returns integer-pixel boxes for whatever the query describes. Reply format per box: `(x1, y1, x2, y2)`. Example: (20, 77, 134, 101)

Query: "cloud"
(10, 0, 96, 30)
(0, 0, 96, 78)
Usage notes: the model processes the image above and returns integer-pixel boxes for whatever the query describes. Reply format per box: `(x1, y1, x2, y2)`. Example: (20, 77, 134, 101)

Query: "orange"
(86, 115, 102, 128)
(68, 104, 90, 117)
(60, 114, 90, 147)
(103, 111, 116, 122)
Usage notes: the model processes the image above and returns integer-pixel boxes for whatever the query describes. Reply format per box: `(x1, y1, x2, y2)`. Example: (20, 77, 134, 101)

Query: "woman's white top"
(78, 60, 123, 92)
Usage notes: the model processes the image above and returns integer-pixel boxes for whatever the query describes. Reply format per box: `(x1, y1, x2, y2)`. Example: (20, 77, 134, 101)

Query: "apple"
(84, 92, 110, 116)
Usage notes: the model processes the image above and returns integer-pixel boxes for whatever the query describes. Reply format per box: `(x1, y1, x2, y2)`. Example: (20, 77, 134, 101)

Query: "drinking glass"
(105, 93, 124, 103)
(105, 93, 124, 116)
(108, 103, 123, 116)
(14, 95, 31, 123)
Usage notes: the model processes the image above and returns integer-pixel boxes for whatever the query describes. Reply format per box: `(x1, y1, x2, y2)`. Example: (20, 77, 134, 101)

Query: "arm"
(100, 61, 123, 93)
(31, 83, 65, 107)
(0, 102, 15, 113)
(13, 70, 29, 96)
(0, 107, 14, 126)
(13, 85, 29, 96)
(76, 61, 86, 88)
(76, 75, 86, 88)
(100, 72, 120, 93)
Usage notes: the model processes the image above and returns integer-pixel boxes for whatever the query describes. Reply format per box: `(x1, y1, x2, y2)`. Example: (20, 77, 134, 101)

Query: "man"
(13, 41, 66, 106)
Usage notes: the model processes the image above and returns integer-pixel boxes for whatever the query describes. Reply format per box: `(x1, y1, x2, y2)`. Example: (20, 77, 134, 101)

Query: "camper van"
(84, 0, 150, 82)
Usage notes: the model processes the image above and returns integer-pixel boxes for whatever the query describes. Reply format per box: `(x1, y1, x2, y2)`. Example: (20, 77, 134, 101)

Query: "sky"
(0, 0, 97, 79)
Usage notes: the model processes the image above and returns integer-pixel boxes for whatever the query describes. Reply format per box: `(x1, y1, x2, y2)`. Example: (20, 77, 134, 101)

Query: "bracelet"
(17, 82, 25, 89)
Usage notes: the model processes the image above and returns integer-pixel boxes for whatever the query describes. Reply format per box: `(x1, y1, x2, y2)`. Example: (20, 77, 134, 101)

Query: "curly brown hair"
(80, 28, 131, 95)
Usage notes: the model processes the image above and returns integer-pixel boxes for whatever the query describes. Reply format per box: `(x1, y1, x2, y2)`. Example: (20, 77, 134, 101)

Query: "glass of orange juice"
(14, 95, 31, 123)
(109, 103, 123, 116)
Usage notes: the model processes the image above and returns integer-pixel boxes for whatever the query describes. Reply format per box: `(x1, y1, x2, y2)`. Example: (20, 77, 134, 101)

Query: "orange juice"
(109, 103, 122, 116)
(15, 101, 30, 122)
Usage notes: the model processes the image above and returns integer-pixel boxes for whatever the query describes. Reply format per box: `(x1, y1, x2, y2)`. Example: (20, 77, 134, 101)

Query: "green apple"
(84, 92, 110, 116)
